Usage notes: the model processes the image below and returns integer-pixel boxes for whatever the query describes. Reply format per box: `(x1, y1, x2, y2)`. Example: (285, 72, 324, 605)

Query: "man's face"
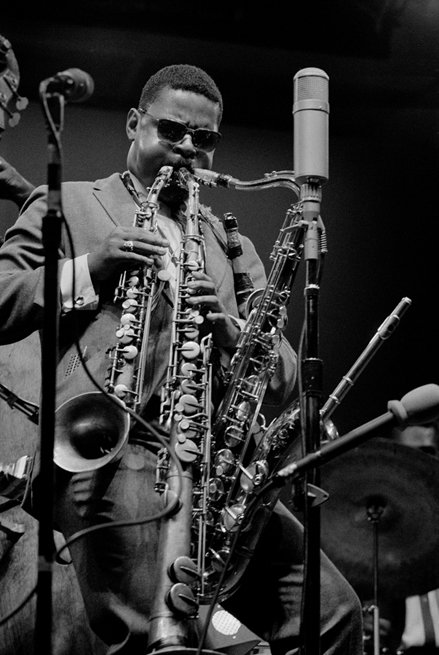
(126, 86, 221, 191)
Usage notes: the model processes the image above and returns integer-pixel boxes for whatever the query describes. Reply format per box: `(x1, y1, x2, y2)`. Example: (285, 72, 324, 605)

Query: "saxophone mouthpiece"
(193, 168, 236, 189)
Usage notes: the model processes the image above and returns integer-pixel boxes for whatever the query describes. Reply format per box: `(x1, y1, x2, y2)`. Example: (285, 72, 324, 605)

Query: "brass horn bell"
(54, 391, 129, 473)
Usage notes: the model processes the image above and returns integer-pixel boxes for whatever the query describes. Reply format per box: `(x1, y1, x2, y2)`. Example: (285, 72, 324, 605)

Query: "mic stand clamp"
(289, 481, 329, 513)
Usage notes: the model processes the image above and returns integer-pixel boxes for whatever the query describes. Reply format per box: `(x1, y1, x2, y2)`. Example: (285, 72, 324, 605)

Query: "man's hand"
(0, 157, 34, 208)
(87, 225, 169, 283)
(186, 270, 241, 350)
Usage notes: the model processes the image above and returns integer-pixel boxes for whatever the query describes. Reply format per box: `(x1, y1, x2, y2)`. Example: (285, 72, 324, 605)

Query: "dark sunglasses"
(138, 108, 221, 153)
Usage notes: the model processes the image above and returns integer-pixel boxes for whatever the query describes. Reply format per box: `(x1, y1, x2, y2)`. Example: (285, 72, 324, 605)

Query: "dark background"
(1, 1, 438, 435)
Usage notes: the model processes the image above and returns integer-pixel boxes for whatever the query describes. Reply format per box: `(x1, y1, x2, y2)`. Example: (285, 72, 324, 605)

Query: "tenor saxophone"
(193, 167, 306, 601)
(54, 165, 174, 472)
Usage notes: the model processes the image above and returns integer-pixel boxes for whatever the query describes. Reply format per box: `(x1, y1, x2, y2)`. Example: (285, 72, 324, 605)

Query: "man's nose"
(173, 134, 197, 156)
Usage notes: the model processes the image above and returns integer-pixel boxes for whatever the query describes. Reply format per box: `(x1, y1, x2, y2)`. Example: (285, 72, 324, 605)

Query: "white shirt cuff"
(60, 254, 99, 312)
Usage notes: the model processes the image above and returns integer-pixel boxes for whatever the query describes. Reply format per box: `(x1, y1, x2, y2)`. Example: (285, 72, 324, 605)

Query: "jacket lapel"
(92, 173, 135, 229)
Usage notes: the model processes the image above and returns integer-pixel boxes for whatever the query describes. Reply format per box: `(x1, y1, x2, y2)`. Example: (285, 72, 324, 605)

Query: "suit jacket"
(0, 172, 296, 414)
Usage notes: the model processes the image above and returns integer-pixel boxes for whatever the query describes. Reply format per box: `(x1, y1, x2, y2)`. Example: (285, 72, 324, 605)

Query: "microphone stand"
(34, 88, 64, 654)
(298, 180, 324, 654)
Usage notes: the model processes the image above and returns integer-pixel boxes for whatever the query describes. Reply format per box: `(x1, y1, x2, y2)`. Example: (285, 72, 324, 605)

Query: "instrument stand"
(34, 89, 65, 655)
(366, 500, 385, 655)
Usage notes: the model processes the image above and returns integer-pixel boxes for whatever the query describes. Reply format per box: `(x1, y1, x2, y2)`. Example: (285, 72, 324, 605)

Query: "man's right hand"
(87, 225, 170, 283)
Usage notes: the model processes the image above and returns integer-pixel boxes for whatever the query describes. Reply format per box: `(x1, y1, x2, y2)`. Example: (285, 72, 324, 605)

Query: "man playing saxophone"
(0, 64, 363, 654)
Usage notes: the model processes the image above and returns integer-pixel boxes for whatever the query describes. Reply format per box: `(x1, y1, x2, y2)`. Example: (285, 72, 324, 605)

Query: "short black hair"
(138, 64, 223, 123)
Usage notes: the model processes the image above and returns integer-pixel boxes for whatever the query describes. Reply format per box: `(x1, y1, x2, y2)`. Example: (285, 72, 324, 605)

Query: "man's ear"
(126, 108, 140, 140)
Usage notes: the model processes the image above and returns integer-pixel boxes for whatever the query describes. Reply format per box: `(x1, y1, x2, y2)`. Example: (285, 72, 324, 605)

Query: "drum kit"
(319, 436, 439, 655)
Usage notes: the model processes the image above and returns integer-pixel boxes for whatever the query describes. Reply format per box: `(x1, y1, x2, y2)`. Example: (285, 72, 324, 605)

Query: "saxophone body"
(194, 168, 307, 601)
(54, 165, 174, 473)
(147, 168, 215, 652)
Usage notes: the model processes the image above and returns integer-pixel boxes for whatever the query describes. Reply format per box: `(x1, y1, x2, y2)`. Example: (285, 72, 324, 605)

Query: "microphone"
(275, 383, 439, 481)
(41, 68, 94, 103)
(293, 67, 329, 185)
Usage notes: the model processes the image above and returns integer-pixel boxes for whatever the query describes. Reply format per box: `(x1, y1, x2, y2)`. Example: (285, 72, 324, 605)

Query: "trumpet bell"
(54, 391, 129, 473)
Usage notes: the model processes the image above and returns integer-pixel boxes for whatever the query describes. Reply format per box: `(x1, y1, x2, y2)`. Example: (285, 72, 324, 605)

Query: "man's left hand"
(186, 270, 241, 350)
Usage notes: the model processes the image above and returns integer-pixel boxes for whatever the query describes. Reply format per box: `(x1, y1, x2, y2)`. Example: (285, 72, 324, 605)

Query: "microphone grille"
(294, 68, 329, 103)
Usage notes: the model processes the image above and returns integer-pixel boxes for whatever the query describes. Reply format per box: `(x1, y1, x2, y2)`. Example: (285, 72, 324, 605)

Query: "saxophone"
(54, 165, 174, 472)
(147, 168, 215, 652)
(193, 168, 306, 601)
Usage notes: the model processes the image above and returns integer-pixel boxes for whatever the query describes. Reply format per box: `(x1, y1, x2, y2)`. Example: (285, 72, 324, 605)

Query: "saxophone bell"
(54, 391, 129, 473)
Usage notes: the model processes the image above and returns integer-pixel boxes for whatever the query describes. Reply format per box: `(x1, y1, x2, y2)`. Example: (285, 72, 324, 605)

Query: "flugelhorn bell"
(54, 391, 129, 473)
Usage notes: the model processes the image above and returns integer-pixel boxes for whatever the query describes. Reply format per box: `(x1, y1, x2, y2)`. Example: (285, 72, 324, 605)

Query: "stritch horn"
(53, 165, 175, 474)
(54, 391, 129, 473)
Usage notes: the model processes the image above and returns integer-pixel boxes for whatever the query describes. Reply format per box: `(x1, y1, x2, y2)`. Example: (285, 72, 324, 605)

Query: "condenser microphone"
(41, 68, 95, 103)
(293, 68, 329, 185)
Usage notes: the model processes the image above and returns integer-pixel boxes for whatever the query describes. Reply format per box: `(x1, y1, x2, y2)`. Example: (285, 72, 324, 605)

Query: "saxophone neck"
(194, 167, 300, 196)
(141, 165, 174, 226)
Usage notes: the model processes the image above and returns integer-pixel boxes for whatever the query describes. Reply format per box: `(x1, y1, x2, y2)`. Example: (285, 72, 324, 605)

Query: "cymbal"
(319, 437, 439, 599)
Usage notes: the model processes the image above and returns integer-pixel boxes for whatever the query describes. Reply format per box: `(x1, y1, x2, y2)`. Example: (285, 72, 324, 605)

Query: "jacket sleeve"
(0, 186, 56, 343)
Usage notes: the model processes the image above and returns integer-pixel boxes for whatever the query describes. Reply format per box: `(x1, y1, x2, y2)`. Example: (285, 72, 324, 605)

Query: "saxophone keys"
(177, 419, 205, 438)
(224, 425, 245, 449)
(121, 298, 138, 312)
(115, 326, 136, 344)
(169, 555, 200, 584)
(179, 340, 201, 360)
(235, 400, 251, 421)
(180, 378, 199, 395)
(209, 547, 230, 573)
(276, 306, 288, 329)
(221, 503, 245, 533)
(120, 312, 139, 326)
(175, 439, 199, 463)
(166, 582, 198, 617)
(180, 361, 197, 377)
(214, 448, 235, 475)
(174, 393, 200, 415)
(177, 418, 193, 431)
(176, 430, 189, 444)
(183, 327, 200, 340)
(113, 383, 130, 399)
(192, 313, 204, 325)
(127, 274, 140, 286)
(126, 288, 139, 299)
(208, 477, 225, 500)
(122, 345, 138, 360)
